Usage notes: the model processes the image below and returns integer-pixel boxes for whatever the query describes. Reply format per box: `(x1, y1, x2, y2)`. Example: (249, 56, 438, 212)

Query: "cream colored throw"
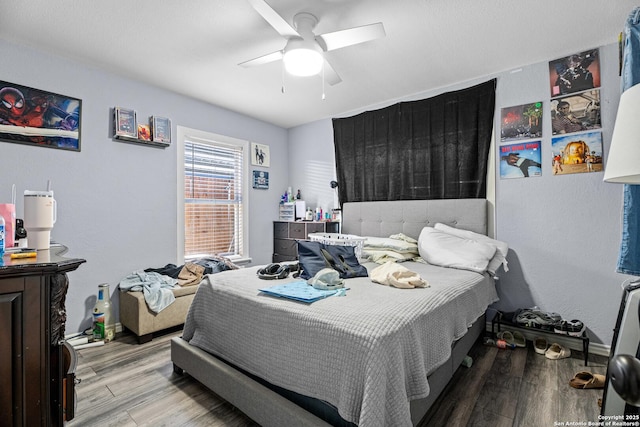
(370, 261, 428, 288)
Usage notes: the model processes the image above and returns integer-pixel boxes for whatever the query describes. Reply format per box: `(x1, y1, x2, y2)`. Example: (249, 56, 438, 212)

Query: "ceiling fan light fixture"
(283, 39, 323, 77)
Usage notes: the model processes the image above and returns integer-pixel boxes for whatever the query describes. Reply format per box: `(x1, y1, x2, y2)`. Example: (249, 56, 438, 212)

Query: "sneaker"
(554, 319, 586, 337)
(534, 337, 548, 355)
(515, 309, 562, 331)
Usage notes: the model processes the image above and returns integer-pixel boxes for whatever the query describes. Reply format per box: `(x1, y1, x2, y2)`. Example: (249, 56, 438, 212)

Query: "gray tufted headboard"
(341, 199, 487, 240)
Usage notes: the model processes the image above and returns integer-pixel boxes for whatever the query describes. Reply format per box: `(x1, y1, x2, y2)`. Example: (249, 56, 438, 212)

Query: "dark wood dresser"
(272, 221, 340, 262)
(0, 245, 85, 426)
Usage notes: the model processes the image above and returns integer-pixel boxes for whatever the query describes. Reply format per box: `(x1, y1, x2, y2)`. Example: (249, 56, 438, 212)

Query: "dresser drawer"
(274, 238, 297, 256)
(273, 222, 289, 239)
(289, 222, 306, 239)
(306, 223, 325, 234)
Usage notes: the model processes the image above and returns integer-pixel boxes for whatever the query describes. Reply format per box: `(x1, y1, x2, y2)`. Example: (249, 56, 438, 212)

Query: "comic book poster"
(549, 48, 600, 97)
(0, 80, 81, 151)
(500, 141, 542, 179)
(551, 90, 601, 135)
(500, 101, 543, 143)
(551, 131, 603, 175)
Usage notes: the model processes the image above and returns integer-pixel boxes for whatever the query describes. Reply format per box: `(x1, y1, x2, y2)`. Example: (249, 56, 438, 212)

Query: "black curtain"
(332, 79, 496, 204)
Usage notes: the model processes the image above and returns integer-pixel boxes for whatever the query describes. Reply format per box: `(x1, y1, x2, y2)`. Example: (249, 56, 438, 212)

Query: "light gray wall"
(0, 39, 287, 333)
(289, 42, 631, 346)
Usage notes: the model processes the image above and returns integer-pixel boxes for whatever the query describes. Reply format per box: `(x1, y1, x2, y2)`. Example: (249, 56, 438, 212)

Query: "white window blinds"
(183, 139, 244, 259)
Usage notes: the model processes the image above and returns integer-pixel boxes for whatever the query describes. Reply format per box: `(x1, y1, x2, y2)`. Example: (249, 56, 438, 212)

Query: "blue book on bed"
(259, 280, 338, 303)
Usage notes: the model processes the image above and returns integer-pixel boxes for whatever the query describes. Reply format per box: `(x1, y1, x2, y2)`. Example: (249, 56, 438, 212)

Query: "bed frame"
(171, 198, 489, 426)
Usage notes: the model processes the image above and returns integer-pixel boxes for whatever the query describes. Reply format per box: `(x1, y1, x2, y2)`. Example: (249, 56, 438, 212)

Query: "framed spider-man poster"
(0, 80, 81, 151)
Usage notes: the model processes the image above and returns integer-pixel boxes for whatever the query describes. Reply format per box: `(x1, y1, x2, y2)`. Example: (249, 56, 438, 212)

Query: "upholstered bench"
(119, 285, 199, 344)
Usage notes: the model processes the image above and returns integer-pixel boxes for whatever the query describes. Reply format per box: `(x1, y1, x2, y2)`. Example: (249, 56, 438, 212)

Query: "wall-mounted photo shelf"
(112, 107, 171, 148)
(113, 134, 170, 148)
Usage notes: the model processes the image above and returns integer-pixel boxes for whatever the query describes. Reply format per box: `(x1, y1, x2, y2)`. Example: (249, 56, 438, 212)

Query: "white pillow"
(434, 223, 509, 275)
(418, 227, 496, 273)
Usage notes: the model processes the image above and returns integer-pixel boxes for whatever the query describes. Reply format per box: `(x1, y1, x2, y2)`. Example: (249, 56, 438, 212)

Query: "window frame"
(177, 125, 250, 264)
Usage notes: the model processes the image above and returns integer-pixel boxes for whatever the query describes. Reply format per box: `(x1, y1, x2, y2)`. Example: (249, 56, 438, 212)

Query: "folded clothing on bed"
(361, 233, 420, 264)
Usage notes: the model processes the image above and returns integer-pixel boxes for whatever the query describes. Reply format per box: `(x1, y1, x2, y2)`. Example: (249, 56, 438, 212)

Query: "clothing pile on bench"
(119, 256, 239, 313)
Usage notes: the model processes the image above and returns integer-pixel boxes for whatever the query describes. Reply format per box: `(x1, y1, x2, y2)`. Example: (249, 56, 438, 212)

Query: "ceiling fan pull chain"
(281, 56, 286, 94)
(321, 61, 326, 100)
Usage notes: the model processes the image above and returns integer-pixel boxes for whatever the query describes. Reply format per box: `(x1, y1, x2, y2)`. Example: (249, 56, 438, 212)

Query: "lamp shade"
(604, 83, 640, 183)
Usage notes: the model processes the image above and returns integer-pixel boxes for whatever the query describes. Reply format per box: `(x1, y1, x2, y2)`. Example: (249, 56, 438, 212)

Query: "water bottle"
(0, 215, 5, 257)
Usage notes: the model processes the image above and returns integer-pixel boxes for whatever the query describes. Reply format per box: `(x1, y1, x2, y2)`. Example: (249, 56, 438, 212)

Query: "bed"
(171, 199, 499, 426)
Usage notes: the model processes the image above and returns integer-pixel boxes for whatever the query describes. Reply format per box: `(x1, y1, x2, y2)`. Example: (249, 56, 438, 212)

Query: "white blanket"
(182, 261, 498, 426)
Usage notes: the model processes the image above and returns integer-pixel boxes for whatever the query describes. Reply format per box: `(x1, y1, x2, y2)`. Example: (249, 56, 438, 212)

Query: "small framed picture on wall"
(152, 116, 171, 144)
(253, 170, 269, 189)
(251, 142, 270, 167)
(114, 107, 137, 138)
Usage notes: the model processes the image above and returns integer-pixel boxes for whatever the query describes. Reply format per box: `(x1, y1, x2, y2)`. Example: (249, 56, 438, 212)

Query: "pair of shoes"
(534, 337, 548, 355)
(497, 330, 526, 348)
(545, 342, 571, 359)
(570, 371, 605, 389)
(516, 308, 562, 331)
(554, 319, 586, 337)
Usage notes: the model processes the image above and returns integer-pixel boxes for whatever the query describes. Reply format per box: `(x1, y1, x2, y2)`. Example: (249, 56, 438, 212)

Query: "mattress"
(182, 260, 498, 426)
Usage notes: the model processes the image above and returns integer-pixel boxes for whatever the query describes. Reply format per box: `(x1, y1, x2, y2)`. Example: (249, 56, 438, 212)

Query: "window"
(177, 126, 249, 263)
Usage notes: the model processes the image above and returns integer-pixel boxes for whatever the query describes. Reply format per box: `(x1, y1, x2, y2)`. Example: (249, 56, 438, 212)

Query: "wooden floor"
(67, 328, 607, 427)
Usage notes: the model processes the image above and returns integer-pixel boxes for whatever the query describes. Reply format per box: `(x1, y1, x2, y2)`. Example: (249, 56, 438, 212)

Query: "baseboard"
(116, 322, 123, 333)
(484, 320, 611, 357)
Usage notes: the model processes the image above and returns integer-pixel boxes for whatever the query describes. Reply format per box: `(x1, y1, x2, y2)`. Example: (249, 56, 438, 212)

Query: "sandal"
(512, 331, 526, 347)
(545, 342, 571, 360)
(497, 331, 516, 347)
(570, 371, 605, 389)
(534, 337, 548, 355)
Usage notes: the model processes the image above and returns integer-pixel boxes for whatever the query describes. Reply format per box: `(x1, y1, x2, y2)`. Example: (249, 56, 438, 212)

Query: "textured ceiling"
(0, 0, 636, 128)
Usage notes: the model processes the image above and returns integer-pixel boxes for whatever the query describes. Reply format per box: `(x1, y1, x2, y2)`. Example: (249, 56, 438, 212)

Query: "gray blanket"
(182, 261, 498, 426)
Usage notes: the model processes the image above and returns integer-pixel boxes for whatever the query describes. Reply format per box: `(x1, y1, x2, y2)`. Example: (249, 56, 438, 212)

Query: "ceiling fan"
(240, 0, 386, 85)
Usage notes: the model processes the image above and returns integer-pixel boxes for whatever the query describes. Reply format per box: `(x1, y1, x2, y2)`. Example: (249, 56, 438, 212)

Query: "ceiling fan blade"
(323, 59, 342, 86)
(316, 22, 385, 52)
(239, 50, 283, 68)
(248, 0, 300, 38)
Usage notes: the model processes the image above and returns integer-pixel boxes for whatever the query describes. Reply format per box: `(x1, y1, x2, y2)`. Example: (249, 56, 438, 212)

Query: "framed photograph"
(0, 80, 81, 151)
(549, 48, 600, 97)
(114, 107, 137, 138)
(137, 123, 151, 141)
(253, 170, 269, 189)
(152, 116, 171, 143)
(251, 142, 270, 167)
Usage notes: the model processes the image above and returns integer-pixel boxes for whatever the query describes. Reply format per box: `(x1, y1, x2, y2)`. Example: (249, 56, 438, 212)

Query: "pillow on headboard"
(433, 223, 509, 276)
(418, 227, 496, 274)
